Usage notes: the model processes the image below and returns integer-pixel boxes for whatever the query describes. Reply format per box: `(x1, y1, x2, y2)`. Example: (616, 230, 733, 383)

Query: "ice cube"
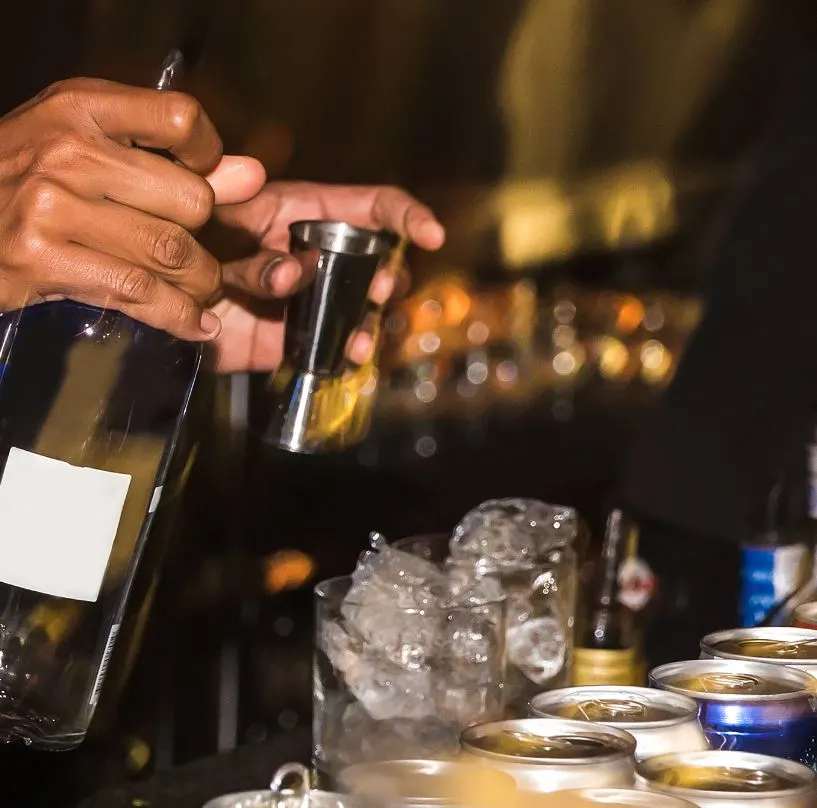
(506, 615, 565, 684)
(341, 532, 447, 671)
(450, 499, 548, 570)
(345, 657, 436, 720)
(334, 703, 460, 766)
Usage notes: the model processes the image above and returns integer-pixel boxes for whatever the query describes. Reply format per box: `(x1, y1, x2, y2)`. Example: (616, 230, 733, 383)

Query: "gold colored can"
(572, 647, 643, 687)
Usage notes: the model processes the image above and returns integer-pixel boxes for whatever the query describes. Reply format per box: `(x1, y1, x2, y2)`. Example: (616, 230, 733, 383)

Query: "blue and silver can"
(650, 659, 817, 769)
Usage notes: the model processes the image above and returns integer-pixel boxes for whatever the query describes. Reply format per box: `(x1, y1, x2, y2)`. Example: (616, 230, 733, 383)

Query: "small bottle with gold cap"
(572, 508, 644, 686)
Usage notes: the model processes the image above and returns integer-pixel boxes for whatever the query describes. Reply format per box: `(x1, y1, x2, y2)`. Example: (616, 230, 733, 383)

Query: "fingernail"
(419, 220, 445, 247)
(259, 256, 285, 289)
(349, 332, 374, 364)
(369, 271, 396, 306)
(200, 310, 221, 338)
(268, 260, 301, 296)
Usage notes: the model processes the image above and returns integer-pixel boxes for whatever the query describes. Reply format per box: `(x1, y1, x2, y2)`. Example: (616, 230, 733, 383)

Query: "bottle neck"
(595, 508, 626, 609)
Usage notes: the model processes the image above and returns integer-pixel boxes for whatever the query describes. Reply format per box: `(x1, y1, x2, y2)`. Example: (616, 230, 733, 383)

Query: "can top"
(637, 751, 817, 799)
(650, 658, 816, 701)
(794, 602, 817, 625)
(337, 759, 517, 806)
(460, 718, 636, 765)
(202, 762, 363, 808)
(532, 788, 697, 807)
(529, 686, 699, 728)
(701, 627, 817, 664)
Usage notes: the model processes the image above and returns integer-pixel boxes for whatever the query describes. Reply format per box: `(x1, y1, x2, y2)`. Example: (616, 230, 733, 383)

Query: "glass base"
(0, 709, 84, 750)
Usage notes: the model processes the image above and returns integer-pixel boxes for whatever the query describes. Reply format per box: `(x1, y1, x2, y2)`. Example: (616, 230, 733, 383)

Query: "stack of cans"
(205, 623, 817, 807)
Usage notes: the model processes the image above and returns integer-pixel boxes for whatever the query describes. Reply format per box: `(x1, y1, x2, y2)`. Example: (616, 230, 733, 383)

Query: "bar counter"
(79, 728, 310, 808)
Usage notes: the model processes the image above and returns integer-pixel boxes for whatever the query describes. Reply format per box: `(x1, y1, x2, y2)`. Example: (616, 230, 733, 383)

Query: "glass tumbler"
(313, 574, 506, 787)
(394, 533, 577, 714)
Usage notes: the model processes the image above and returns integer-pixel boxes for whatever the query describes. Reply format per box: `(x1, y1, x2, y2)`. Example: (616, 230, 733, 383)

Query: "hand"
(0, 78, 265, 339)
(211, 182, 446, 373)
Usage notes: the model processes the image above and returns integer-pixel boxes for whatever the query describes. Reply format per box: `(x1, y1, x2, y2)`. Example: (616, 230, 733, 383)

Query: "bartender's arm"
(0, 78, 444, 366)
(617, 50, 817, 545)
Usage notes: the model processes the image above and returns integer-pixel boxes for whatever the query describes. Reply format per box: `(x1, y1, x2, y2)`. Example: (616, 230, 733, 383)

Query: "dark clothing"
(619, 51, 817, 545)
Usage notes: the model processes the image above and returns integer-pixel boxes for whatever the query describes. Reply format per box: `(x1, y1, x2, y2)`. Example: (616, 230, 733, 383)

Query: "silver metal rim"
(650, 659, 817, 702)
(529, 685, 699, 728)
(460, 718, 636, 766)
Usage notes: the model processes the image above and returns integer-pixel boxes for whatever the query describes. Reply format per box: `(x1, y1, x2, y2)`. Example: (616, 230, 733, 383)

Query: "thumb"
(222, 249, 305, 299)
(205, 156, 267, 206)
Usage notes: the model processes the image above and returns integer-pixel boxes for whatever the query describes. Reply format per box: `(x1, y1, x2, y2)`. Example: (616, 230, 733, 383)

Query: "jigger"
(256, 220, 396, 453)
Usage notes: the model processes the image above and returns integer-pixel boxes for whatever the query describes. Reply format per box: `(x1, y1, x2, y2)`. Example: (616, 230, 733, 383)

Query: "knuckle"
(164, 93, 203, 141)
(32, 132, 89, 175)
(165, 292, 200, 332)
(18, 177, 64, 218)
(12, 226, 49, 267)
(113, 267, 156, 304)
(180, 177, 215, 228)
(148, 225, 195, 270)
(203, 259, 222, 299)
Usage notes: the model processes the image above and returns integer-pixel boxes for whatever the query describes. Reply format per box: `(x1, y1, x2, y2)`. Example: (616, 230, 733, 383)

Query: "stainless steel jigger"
(256, 220, 396, 453)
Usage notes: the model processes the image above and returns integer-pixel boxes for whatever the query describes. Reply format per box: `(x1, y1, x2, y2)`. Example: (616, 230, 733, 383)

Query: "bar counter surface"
(78, 727, 310, 808)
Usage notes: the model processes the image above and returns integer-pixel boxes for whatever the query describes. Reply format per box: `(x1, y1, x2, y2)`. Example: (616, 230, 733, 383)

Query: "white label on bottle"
(148, 486, 163, 514)
(0, 447, 131, 602)
(89, 623, 120, 708)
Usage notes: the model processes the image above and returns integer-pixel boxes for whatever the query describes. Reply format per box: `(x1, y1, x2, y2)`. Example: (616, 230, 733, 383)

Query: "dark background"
(2, 1, 817, 805)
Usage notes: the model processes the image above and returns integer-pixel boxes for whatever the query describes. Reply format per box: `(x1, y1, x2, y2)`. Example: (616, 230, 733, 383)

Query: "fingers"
(369, 186, 445, 250)
(44, 79, 224, 174)
(214, 182, 446, 253)
(42, 243, 220, 341)
(221, 250, 302, 298)
(46, 191, 221, 302)
(206, 156, 267, 206)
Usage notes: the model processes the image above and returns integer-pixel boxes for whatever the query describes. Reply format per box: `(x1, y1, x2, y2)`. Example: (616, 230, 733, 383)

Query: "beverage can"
(202, 762, 362, 808)
(700, 627, 817, 679)
(636, 750, 817, 807)
(523, 787, 697, 807)
(338, 759, 518, 806)
(740, 544, 809, 628)
(529, 685, 707, 760)
(459, 717, 636, 792)
(793, 603, 817, 630)
(650, 659, 817, 769)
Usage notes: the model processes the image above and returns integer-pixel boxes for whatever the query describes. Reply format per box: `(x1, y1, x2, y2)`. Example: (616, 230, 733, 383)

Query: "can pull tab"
(270, 762, 311, 808)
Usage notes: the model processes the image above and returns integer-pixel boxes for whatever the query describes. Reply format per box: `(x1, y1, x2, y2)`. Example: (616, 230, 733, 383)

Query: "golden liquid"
(715, 638, 817, 661)
(472, 730, 616, 759)
(652, 764, 799, 793)
(552, 698, 678, 723)
(668, 672, 795, 696)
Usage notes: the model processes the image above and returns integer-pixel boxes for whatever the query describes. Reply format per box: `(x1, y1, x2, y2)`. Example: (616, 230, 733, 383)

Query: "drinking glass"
(313, 574, 506, 786)
(394, 531, 577, 714)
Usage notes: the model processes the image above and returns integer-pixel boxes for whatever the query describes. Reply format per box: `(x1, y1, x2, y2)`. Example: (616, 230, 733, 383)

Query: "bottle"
(760, 440, 817, 627)
(739, 476, 810, 628)
(572, 508, 643, 686)
(0, 302, 201, 748)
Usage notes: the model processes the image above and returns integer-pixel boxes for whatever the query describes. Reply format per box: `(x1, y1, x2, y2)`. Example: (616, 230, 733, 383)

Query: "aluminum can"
(521, 788, 697, 807)
(202, 762, 363, 808)
(459, 717, 636, 792)
(700, 627, 817, 679)
(338, 759, 518, 806)
(650, 659, 817, 769)
(793, 603, 817, 631)
(636, 750, 817, 807)
(529, 685, 707, 761)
